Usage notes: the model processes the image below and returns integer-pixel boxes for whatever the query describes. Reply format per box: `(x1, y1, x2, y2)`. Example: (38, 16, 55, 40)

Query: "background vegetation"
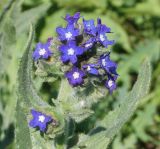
(0, 0, 160, 148)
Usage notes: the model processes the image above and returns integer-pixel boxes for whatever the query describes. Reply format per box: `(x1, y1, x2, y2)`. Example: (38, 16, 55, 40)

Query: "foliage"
(0, 0, 160, 148)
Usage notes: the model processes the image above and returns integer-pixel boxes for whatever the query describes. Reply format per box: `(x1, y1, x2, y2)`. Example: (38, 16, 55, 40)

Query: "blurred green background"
(0, 0, 160, 148)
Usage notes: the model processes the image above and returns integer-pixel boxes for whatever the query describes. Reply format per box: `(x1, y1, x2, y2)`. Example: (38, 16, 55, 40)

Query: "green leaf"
(15, 25, 35, 149)
(17, 24, 46, 106)
(99, 58, 151, 137)
(0, 0, 15, 24)
(16, 3, 51, 34)
(119, 40, 160, 73)
(0, 18, 16, 74)
(78, 131, 110, 149)
(54, 0, 106, 9)
(0, 17, 17, 139)
(121, 0, 160, 17)
(35, 59, 63, 82)
(132, 103, 156, 142)
(118, 39, 160, 88)
(15, 100, 32, 149)
(63, 117, 76, 148)
(57, 76, 110, 123)
(112, 134, 137, 149)
(77, 58, 151, 148)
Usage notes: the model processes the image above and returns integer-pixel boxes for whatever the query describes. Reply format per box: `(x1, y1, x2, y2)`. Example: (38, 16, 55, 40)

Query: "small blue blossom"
(65, 67, 85, 86)
(59, 41, 84, 64)
(83, 19, 97, 36)
(83, 64, 99, 75)
(29, 109, 52, 132)
(64, 12, 80, 25)
(97, 31, 115, 48)
(32, 42, 52, 60)
(56, 25, 79, 41)
(105, 75, 117, 93)
(99, 53, 118, 76)
(83, 37, 96, 51)
(97, 18, 111, 33)
(96, 18, 114, 48)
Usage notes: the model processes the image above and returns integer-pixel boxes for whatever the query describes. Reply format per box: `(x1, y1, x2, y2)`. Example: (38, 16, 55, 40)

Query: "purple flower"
(83, 64, 99, 75)
(97, 18, 111, 33)
(83, 19, 97, 36)
(56, 25, 79, 41)
(59, 41, 84, 64)
(105, 75, 117, 93)
(65, 67, 85, 86)
(97, 31, 115, 48)
(32, 42, 52, 60)
(29, 109, 52, 132)
(83, 37, 96, 51)
(96, 18, 114, 48)
(99, 53, 118, 76)
(64, 12, 80, 25)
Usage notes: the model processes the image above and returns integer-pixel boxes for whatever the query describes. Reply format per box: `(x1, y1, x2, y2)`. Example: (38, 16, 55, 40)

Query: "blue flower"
(83, 37, 96, 51)
(59, 41, 84, 64)
(64, 12, 80, 25)
(32, 42, 52, 60)
(97, 31, 115, 48)
(96, 18, 115, 48)
(83, 64, 99, 75)
(105, 75, 117, 93)
(56, 25, 79, 41)
(83, 19, 97, 36)
(97, 18, 111, 33)
(29, 109, 53, 132)
(65, 67, 85, 86)
(99, 53, 118, 76)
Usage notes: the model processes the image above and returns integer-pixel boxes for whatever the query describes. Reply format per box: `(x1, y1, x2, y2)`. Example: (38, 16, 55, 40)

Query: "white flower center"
(39, 48, 46, 56)
(65, 32, 72, 39)
(102, 59, 106, 66)
(85, 43, 92, 48)
(86, 24, 91, 29)
(73, 72, 80, 79)
(87, 66, 91, 71)
(108, 80, 113, 87)
(68, 48, 74, 55)
(100, 34, 105, 42)
(80, 100, 85, 107)
(86, 24, 90, 27)
(38, 115, 45, 123)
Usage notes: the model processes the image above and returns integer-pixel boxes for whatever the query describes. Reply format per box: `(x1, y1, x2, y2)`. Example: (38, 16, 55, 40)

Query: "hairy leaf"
(17, 24, 47, 107)
(77, 58, 151, 148)
(16, 3, 50, 34)
(15, 100, 32, 149)
(57, 74, 112, 123)
(119, 39, 160, 88)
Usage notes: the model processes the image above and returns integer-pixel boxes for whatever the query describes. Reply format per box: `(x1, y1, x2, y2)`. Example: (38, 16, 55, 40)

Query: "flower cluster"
(32, 12, 118, 93)
(56, 12, 118, 93)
